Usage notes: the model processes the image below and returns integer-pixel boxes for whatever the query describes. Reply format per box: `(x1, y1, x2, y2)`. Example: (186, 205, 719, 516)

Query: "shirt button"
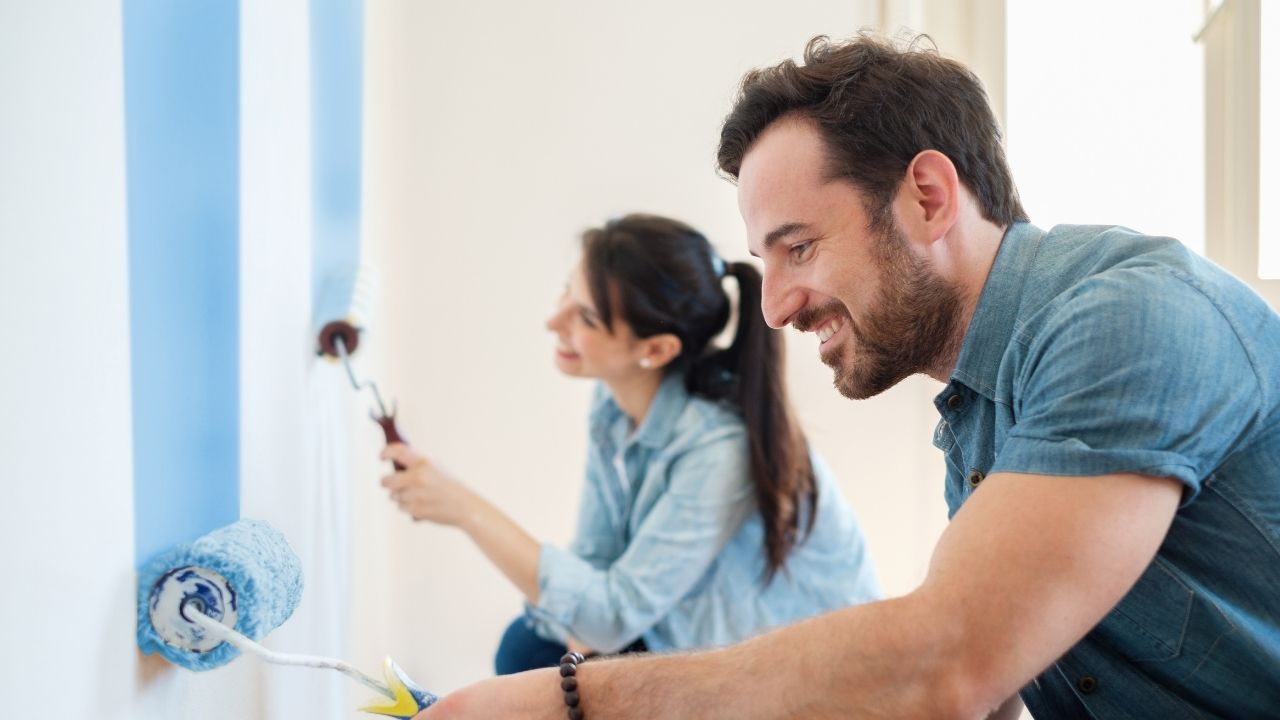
(1077, 675, 1098, 695)
(946, 394, 964, 409)
(967, 470, 985, 488)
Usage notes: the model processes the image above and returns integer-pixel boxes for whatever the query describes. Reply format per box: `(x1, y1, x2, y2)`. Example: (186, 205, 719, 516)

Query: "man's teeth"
(816, 318, 842, 343)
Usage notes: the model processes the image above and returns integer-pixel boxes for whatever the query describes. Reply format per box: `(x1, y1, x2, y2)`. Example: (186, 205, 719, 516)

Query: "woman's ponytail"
(718, 262, 817, 582)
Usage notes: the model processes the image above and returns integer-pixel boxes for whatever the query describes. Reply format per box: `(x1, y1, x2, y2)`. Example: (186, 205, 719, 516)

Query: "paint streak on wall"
(123, 1, 241, 567)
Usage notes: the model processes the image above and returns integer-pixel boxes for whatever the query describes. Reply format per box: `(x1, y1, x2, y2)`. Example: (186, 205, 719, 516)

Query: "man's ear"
(894, 149, 960, 246)
(637, 333, 682, 370)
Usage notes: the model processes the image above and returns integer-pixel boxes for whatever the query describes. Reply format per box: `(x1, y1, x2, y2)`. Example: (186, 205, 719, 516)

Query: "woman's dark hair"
(582, 213, 815, 582)
(718, 33, 1027, 231)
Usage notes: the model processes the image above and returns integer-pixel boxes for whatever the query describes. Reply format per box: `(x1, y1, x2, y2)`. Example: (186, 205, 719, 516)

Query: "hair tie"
(709, 251, 727, 279)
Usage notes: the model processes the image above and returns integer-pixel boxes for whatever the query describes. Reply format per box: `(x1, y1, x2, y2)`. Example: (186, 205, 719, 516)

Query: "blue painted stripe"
(124, 1, 240, 566)
(310, 0, 364, 329)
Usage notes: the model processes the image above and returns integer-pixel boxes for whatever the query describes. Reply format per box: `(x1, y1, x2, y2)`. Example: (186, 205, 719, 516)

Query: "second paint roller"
(137, 518, 437, 717)
(316, 264, 409, 470)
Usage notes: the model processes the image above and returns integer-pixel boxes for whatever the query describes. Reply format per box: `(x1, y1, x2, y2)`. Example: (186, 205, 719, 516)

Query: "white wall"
(240, 3, 356, 719)
(358, 0, 957, 696)
(0, 2, 139, 717)
(0, 4, 357, 717)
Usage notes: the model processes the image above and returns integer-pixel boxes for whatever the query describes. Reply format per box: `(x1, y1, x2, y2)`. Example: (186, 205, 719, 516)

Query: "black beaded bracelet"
(559, 651, 586, 720)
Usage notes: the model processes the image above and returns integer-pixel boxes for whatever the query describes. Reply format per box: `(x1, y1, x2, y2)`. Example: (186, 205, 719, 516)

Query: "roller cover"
(137, 518, 304, 670)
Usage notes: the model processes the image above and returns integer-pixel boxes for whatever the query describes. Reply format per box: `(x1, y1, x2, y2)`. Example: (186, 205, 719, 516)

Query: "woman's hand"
(382, 443, 543, 601)
(381, 443, 476, 527)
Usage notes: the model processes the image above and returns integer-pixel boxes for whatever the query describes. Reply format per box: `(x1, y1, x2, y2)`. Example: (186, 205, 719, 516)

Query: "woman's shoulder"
(659, 397, 752, 500)
(670, 393, 747, 447)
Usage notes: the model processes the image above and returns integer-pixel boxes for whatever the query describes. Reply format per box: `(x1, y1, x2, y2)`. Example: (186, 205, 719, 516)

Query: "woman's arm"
(381, 443, 541, 601)
(529, 429, 754, 651)
(382, 431, 754, 653)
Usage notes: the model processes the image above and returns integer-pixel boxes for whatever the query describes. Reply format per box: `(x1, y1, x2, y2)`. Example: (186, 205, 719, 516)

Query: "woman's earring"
(639, 358, 652, 369)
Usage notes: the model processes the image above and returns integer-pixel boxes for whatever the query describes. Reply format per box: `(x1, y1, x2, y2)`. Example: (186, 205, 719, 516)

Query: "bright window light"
(1261, 0, 1278, 278)
(1006, 1, 1205, 255)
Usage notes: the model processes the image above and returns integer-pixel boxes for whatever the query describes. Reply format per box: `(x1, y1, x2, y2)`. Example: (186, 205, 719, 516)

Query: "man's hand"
(414, 668, 562, 720)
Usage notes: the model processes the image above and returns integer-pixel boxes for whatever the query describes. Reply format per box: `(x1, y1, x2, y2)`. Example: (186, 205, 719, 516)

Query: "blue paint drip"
(123, 1, 241, 566)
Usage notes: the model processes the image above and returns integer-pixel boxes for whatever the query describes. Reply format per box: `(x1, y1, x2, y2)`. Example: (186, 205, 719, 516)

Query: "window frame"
(1199, 0, 1280, 306)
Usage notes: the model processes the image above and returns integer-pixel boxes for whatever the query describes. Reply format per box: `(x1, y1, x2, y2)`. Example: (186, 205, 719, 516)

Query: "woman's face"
(545, 260, 645, 381)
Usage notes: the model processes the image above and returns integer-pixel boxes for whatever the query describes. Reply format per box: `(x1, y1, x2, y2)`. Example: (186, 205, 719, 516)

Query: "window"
(1260, 0, 1278, 277)
(1006, 1, 1205, 253)
(1197, 0, 1278, 305)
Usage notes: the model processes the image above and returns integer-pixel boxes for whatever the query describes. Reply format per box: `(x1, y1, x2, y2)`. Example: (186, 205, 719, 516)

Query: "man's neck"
(926, 218, 1010, 383)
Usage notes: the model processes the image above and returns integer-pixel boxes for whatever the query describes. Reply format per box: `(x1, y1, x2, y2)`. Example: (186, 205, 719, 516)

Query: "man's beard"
(802, 221, 964, 400)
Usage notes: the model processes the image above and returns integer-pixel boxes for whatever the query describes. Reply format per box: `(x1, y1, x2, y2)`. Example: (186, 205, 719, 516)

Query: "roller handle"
(373, 412, 408, 471)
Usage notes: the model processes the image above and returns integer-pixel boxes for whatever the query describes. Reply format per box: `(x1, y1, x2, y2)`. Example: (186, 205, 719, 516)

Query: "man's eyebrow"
(750, 222, 811, 258)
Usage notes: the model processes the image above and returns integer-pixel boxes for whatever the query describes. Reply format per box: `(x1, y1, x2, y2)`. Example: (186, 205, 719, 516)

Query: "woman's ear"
(638, 333, 682, 370)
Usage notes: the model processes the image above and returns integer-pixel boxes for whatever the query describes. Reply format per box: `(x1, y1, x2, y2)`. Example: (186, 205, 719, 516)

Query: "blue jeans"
(494, 616, 648, 675)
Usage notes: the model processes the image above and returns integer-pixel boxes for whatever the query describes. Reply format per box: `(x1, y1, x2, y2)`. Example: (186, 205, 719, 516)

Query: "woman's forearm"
(458, 493, 543, 602)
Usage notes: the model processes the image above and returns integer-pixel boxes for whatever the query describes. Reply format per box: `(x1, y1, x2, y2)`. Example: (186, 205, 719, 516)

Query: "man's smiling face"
(739, 116, 963, 399)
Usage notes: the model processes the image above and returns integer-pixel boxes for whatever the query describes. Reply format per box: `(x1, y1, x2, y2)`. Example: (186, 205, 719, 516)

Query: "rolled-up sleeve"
(992, 269, 1263, 501)
(527, 426, 753, 652)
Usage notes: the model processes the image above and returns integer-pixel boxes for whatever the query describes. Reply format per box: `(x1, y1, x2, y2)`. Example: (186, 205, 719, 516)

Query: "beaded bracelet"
(559, 651, 586, 720)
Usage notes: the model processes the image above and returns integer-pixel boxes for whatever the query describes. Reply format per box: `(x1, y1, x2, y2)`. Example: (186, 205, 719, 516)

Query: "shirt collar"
(948, 222, 1045, 399)
(590, 372, 691, 450)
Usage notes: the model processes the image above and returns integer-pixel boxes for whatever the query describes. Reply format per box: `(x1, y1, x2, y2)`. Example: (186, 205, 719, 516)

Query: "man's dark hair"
(718, 33, 1028, 230)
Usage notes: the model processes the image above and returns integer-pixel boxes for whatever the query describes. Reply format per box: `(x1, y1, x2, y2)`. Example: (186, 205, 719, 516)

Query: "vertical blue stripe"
(311, 0, 364, 328)
(124, 2, 240, 566)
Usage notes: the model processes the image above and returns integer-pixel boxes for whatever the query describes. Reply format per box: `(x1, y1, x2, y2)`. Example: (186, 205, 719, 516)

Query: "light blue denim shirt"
(526, 374, 880, 653)
(935, 223, 1280, 717)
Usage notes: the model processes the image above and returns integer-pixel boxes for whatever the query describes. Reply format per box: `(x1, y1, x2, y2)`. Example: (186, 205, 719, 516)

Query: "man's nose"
(760, 267, 801, 329)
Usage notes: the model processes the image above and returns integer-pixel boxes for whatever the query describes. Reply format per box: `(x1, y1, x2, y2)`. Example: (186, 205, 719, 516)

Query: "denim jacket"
(936, 223, 1280, 717)
(526, 374, 880, 653)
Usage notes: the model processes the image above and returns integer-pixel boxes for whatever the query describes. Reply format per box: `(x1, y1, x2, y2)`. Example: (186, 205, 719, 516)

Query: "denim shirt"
(935, 223, 1280, 717)
(526, 373, 880, 653)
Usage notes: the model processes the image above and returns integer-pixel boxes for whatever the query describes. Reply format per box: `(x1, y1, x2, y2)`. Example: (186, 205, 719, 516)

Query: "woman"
(380, 214, 880, 674)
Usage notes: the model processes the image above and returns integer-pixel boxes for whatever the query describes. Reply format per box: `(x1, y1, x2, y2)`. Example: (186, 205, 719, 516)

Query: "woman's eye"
(579, 311, 597, 328)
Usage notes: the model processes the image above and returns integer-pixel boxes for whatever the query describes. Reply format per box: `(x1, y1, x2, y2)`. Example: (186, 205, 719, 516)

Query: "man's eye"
(790, 242, 812, 259)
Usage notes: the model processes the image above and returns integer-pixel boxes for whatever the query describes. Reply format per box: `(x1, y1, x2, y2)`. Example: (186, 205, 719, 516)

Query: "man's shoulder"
(1018, 224, 1228, 324)
(1038, 224, 1195, 277)
(1031, 224, 1267, 329)
(1007, 225, 1280, 409)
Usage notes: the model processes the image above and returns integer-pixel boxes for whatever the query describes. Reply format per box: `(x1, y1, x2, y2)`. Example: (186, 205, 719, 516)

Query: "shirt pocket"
(1094, 557, 1235, 675)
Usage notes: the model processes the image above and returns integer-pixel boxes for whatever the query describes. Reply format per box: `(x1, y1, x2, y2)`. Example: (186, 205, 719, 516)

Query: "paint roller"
(137, 518, 436, 718)
(315, 264, 409, 470)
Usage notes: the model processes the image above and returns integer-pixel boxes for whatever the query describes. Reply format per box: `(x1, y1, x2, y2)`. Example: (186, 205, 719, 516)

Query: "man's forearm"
(575, 594, 979, 719)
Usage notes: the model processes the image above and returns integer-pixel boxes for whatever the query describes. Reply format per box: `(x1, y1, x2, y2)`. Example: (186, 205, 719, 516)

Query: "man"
(419, 33, 1280, 718)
